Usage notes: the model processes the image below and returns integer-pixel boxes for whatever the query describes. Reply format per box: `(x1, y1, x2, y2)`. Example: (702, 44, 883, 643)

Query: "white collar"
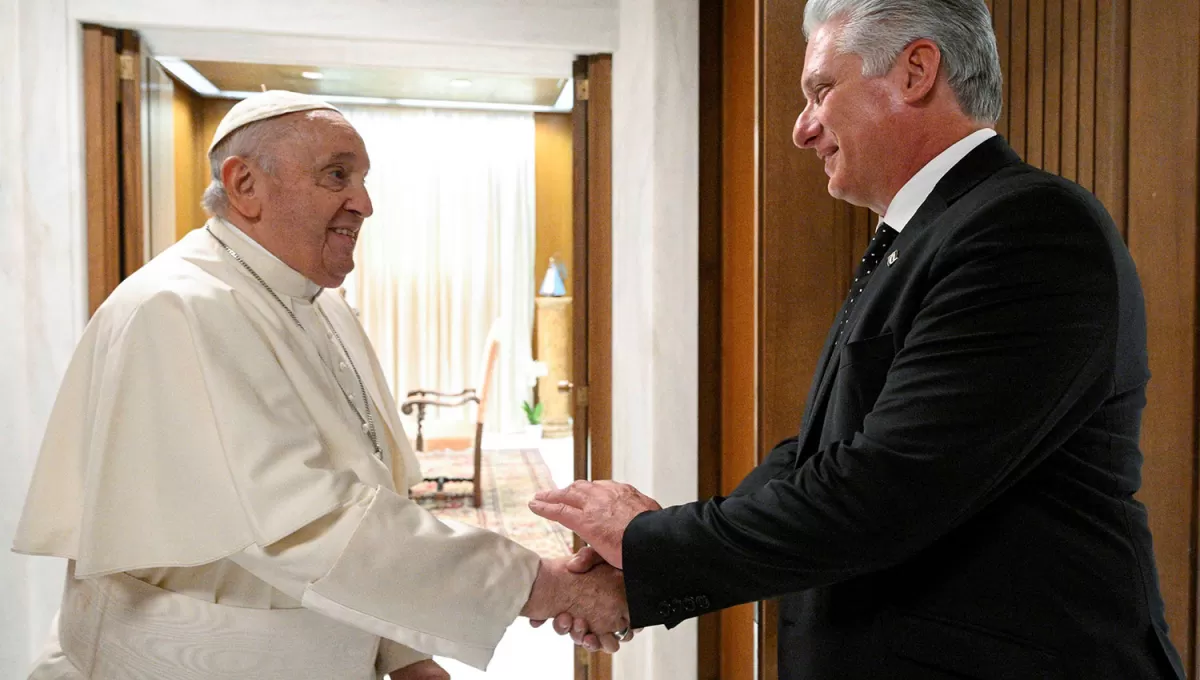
(207, 217, 324, 302)
(881, 128, 997, 232)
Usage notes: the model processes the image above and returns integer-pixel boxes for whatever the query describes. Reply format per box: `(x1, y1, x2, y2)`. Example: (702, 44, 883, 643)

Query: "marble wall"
(0, 0, 82, 674)
(611, 0, 700, 678)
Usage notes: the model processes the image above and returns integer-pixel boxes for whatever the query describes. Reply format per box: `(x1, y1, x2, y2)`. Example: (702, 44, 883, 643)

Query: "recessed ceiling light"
(450, 79, 472, 88)
(301, 71, 325, 80)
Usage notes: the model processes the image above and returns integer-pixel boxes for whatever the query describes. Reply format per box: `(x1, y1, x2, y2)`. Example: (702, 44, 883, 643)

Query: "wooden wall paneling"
(1008, 0, 1029, 158)
(172, 80, 201, 241)
(1126, 0, 1200, 671)
(534, 113, 575, 299)
(1059, 0, 1079, 183)
(118, 30, 145, 277)
(1042, 0, 1062, 175)
(1077, 0, 1096, 191)
(584, 55, 612, 483)
(698, 0, 724, 676)
(1094, 0, 1129, 237)
(1025, 0, 1045, 168)
(759, 0, 852, 675)
(84, 25, 121, 316)
(993, 0, 1011, 139)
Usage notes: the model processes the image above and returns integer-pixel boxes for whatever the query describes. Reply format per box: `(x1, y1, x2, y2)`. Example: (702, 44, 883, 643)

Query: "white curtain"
(340, 106, 537, 434)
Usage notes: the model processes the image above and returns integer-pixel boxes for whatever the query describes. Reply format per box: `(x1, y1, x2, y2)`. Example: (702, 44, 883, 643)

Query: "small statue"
(539, 256, 567, 297)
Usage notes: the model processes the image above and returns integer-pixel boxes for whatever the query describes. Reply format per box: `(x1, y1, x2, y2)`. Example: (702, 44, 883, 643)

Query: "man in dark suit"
(530, 0, 1185, 677)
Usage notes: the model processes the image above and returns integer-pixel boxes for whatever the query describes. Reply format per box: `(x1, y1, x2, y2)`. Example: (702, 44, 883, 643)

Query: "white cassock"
(13, 216, 540, 679)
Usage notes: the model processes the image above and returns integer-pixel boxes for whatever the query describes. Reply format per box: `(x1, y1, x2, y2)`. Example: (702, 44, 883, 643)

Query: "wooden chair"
(401, 326, 500, 507)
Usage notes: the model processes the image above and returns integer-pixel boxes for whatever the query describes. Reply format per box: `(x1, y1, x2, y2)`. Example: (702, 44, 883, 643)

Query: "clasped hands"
(521, 480, 663, 653)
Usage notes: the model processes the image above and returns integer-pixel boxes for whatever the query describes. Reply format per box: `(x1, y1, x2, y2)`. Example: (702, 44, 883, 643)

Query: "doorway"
(83, 24, 614, 680)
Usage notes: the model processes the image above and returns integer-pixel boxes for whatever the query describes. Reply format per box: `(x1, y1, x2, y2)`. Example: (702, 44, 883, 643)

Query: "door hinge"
(576, 78, 590, 101)
(576, 385, 590, 408)
(118, 54, 136, 81)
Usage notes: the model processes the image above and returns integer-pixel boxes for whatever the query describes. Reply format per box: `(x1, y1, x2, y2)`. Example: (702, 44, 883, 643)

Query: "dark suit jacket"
(622, 137, 1185, 679)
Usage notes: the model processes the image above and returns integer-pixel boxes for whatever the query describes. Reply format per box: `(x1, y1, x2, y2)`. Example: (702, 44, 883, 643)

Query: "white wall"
(1, 0, 701, 677)
(1, 0, 83, 675)
(70, 0, 618, 52)
(611, 1, 700, 679)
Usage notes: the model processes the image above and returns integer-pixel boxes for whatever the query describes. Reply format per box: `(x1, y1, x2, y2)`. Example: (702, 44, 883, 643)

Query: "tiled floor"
(431, 434, 577, 679)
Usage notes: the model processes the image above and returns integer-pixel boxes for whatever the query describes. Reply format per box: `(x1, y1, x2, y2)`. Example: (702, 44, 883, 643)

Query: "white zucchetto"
(209, 90, 340, 152)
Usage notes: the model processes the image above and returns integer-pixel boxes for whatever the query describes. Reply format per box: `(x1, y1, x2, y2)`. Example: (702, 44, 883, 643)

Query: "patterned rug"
(409, 448, 573, 558)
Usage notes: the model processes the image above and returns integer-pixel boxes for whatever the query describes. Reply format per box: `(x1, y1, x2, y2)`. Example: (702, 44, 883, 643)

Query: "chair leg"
(472, 423, 484, 508)
(415, 404, 426, 452)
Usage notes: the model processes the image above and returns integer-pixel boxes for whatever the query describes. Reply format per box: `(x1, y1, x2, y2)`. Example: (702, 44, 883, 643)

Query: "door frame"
(571, 52, 614, 680)
(83, 24, 145, 315)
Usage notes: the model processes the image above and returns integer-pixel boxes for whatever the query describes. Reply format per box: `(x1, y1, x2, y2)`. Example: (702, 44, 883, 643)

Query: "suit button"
(697, 595, 711, 609)
(683, 597, 696, 612)
(659, 602, 672, 618)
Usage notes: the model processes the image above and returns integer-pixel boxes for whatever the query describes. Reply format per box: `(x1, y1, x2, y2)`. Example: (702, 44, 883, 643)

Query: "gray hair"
(200, 118, 283, 217)
(803, 0, 1002, 123)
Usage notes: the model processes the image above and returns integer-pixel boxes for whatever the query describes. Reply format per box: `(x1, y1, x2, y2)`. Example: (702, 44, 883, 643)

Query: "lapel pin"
(887, 250, 899, 267)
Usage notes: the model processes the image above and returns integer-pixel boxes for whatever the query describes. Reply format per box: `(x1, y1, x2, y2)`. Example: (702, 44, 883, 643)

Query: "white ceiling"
(76, 0, 618, 80)
(181, 60, 569, 108)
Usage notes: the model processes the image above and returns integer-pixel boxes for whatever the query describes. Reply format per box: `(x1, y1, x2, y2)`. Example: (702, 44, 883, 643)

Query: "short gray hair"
(200, 118, 282, 216)
(803, 0, 1002, 123)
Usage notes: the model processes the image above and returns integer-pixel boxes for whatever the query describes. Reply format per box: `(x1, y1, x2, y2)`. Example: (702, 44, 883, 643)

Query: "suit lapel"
(798, 298, 853, 444)
(794, 136, 1024, 456)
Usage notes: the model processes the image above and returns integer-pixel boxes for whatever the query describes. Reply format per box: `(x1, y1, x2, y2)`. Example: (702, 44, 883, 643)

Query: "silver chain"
(206, 227, 382, 460)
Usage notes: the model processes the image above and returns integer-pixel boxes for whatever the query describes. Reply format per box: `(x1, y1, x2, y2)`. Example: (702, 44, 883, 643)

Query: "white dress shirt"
(881, 128, 997, 232)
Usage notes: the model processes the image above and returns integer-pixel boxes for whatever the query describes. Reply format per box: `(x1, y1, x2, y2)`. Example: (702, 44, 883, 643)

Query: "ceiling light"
(301, 71, 325, 80)
(450, 79, 472, 88)
(156, 57, 220, 96)
(553, 78, 574, 111)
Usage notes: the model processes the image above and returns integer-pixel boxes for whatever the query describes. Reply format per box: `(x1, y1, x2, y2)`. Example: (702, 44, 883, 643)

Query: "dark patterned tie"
(835, 223, 899, 344)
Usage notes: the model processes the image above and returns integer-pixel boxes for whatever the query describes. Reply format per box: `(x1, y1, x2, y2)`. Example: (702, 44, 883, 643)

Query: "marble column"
(611, 0, 699, 678)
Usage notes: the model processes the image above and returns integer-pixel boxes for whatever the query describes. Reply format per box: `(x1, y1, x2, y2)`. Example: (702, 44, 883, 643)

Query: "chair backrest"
(475, 323, 501, 426)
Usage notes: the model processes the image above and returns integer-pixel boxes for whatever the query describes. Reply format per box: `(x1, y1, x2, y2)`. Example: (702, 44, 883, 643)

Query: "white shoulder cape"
(14, 225, 425, 578)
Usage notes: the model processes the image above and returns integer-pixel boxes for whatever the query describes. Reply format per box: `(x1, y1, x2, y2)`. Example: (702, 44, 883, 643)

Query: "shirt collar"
(881, 128, 998, 232)
(207, 217, 323, 302)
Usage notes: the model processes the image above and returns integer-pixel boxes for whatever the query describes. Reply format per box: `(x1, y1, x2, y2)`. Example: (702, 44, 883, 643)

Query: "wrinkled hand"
(530, 547, 644, 653)
(529, 481, 662, 569)
(520, 555, 629, 650)
(387, 658, 449, 680)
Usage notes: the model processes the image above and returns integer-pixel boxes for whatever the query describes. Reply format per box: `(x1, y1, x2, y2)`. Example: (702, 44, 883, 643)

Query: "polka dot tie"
(836, 223, 898, 344)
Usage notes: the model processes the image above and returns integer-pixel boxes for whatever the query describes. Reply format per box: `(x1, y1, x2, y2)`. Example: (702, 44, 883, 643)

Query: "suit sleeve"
(729, 437, 800, 496)
(623, 186, 1122, 628)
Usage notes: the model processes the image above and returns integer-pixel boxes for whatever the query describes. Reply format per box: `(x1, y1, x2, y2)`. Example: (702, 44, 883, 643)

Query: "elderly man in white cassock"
(13, 91, 630, 680)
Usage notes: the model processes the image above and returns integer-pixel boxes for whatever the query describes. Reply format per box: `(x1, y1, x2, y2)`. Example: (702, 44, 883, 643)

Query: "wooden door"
(702, 0, 1200, 677)
(83, 24, 146, 315)
(569, 53, 614, 680)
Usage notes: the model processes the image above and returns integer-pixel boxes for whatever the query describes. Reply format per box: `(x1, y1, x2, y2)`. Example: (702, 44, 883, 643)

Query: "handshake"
(518, 480, 664, 654)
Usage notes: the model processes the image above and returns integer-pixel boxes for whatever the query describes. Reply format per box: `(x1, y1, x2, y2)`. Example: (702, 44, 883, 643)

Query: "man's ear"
(221, 156, 263, 220)
(897, 38, 942, 105)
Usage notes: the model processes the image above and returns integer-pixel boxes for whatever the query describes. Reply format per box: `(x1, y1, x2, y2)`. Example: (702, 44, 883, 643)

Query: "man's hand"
(529, 481, 662, 569)
(529, 547, 641, 653)
(520, 556, 629, 651)
(387, 658, 449, 680)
